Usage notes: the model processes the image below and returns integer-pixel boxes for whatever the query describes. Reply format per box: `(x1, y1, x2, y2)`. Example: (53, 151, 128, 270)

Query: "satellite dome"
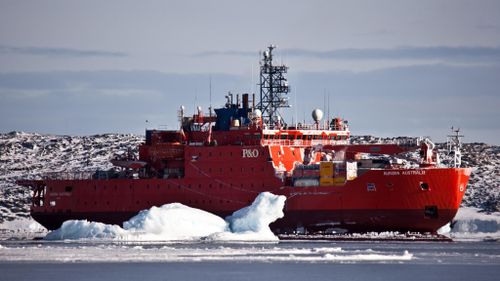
(312, 109, 324, 122)
(254, 109, 262, 118)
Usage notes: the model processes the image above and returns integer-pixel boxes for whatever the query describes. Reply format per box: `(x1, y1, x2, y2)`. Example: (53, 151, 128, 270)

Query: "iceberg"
(44, 192, 286, 241)
(45, 220, 125, 240)
(207, 192, 286, 241)
(123, 203, 228, 240)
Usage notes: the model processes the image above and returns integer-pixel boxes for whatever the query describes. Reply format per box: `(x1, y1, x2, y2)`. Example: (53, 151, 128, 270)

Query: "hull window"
(420, 182, 430, 191)
(424, 206, 438, 219)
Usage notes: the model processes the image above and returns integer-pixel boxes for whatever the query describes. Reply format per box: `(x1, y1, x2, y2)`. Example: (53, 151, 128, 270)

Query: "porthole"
(420, 182, 430, 191)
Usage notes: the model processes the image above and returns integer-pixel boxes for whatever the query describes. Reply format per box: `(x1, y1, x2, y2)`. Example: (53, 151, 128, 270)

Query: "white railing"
(42, 172, 95, 180)
(261, 139, 349, 146)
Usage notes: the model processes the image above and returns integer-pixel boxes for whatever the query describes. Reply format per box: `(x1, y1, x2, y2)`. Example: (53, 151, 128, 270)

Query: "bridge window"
(65, 186, 73, 192)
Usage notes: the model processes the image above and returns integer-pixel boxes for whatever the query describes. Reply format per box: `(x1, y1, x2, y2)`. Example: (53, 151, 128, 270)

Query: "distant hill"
(1, 132, 498, 225)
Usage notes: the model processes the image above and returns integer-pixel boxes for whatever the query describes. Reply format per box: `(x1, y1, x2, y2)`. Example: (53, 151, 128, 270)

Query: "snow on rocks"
(0, 132, 143, 225)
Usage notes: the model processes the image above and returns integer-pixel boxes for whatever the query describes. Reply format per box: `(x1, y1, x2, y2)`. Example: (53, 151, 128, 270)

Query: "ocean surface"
(0, 240, 499, 281)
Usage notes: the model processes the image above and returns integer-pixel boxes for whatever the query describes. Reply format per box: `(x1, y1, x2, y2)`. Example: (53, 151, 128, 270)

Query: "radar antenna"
(257, 45, 290, 128)
(447, 126, 464, 168)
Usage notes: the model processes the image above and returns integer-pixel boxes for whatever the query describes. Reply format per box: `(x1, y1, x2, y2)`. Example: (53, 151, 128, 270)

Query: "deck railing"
(40, 170, 131, 180)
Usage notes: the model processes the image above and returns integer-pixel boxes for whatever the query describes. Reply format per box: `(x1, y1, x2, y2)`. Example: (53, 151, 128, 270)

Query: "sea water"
(0, 240, 499, 281)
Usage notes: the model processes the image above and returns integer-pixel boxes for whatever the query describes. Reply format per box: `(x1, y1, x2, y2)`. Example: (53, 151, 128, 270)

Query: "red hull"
(29, 166, 470, 233)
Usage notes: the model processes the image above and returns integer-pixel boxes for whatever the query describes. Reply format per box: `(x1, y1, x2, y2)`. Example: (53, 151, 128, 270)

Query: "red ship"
(19, 45, 471, 234)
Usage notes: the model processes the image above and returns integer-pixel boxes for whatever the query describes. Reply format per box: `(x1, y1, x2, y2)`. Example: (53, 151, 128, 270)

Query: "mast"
(257, 45, 290, 128)
(447, 127, 464, 168)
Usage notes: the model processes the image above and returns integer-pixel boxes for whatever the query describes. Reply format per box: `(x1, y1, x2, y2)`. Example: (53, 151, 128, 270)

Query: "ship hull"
(32, 209, 457, 234)
(29, 167, 471, 234)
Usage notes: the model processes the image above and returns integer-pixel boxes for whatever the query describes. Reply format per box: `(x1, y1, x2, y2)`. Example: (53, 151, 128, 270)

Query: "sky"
(0, 0, 499, 144)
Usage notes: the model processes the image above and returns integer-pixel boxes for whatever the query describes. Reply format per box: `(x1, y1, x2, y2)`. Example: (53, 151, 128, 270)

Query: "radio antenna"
(209, 74, 212, 117)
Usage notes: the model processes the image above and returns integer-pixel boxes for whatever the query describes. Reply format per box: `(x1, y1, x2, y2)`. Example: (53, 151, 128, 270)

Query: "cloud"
(193, 50, 257, 57)
(0, 70, 245, 136)
(195, 46, 500, 62)
(0, 45, 127, 58)
(475, 24, 500, 31)
(0, 65, 499, 144)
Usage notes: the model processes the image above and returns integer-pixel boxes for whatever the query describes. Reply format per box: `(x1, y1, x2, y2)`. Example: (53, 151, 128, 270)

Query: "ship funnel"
(242, 93, 249, 109)
(312, 109, 324, 122)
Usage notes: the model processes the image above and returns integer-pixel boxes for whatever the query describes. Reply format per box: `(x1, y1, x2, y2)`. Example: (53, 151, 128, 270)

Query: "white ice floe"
(323, 250, 413, 261)
(448, 207, 500, 241)
(44, 192, 286, 241)
(0, 217, 47, 240)
(0, 244, 413, 263)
